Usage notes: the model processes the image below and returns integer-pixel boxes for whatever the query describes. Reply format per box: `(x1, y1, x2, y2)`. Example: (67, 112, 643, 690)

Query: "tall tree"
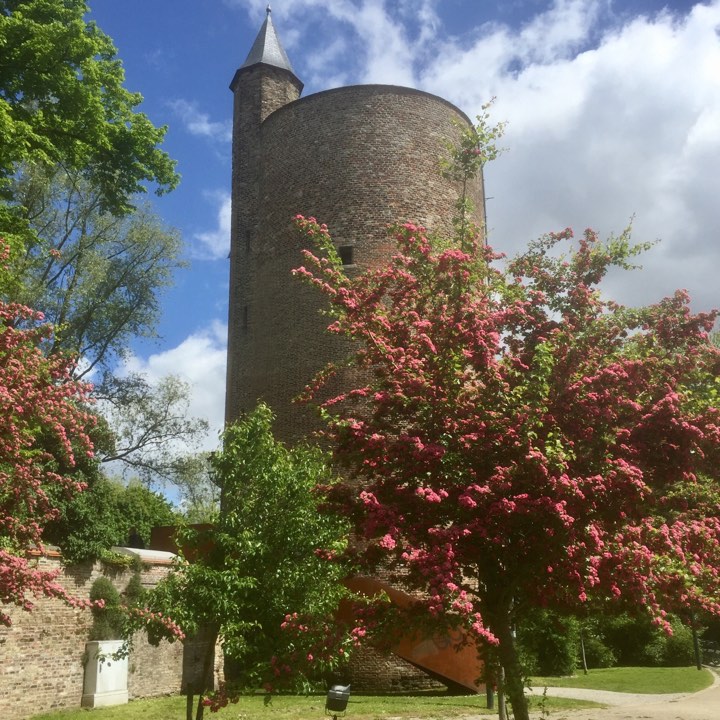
(9, 166, 184, 378)
(0, 0, 177, 216)
(97, 373, 209, 484)
(0, 2, 203, 486)
(144, 404, 351, 719)
(293, 214, 720, 720)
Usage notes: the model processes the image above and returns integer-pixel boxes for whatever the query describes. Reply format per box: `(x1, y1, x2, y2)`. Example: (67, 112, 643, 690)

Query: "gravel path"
(525, 667, 720, 720)
(527, 685, 688, 705)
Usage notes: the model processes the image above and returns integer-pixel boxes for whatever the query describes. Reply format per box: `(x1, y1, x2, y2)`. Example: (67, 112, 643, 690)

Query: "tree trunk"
(195, 692, 205, 720)
(497, 665, 507, 720)
(194, 624, 218, 720)
(486, 595, 529, 720)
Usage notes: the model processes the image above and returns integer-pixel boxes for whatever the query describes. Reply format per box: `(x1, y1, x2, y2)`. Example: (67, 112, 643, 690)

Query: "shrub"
(662, 621, 696, 666)
(124, 572, 146, 606)
(580, 633, 617, 669)
(585, 613, 696, 667)
(517, 609, 578, 676)
(89, 577, 124, 640)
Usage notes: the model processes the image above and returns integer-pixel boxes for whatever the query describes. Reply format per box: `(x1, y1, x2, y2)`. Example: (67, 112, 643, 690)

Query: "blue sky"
(86, 0, 720, 459)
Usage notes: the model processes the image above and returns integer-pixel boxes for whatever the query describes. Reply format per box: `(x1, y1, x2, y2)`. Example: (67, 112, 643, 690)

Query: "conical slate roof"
(241, 6, 295, 73)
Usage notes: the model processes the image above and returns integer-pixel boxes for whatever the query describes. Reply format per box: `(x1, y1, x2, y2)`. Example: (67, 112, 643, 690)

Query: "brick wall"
(226, 83, 484, 443)
(226, 63, 303, 425)
(0, 552, 190, 720)
(347, 645, 445, 692)
(224, 75, 485, 692)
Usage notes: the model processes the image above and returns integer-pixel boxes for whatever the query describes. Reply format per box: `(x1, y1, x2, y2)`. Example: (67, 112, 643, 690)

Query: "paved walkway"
(526, 667, 720, 720)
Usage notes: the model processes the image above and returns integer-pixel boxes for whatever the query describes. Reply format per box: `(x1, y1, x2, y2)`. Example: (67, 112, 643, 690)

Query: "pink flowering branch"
(1, 238, 96, 624)
(293, 216, 720, 720)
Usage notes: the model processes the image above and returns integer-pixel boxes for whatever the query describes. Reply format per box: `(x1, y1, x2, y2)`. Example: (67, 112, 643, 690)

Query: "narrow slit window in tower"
(338, 245, 354, 266)
(242, 305, 249, 331)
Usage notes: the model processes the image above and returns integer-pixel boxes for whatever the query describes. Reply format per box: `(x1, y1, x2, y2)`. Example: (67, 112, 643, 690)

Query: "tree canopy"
(145, 404, 351, 718)
(8, 166, 184, 377)
(0, 286, 95, 626)
(293, 215, 720, 720)
(0, 0, 178, 216)
(43, 476, 177, 564)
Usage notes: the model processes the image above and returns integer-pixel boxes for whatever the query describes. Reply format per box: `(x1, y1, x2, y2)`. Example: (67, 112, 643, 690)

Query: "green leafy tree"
(43, 476, 177, 564)
(0, 3, 204, 487)
(97, 374, 209, 484)
(5, 164, 207, 488)
(9, 166, 184, 378)
(145, 404, 351, 720)
(171, 452, 220, 524)
(0, 0, 177, 216)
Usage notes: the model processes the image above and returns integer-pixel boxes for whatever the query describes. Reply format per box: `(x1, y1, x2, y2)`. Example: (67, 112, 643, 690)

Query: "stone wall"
(0, 550, 190, 720)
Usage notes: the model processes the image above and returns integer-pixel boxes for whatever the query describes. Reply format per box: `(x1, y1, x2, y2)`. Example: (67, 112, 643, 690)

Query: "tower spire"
(241, 6, 295, 74)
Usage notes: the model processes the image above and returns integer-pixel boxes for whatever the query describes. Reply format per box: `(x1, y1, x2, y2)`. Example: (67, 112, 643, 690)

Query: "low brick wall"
(348, 645, 445, 692)
(0, 551, 190, 720)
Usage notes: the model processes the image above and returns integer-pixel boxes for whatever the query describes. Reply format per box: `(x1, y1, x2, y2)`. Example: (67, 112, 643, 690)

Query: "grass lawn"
(30, 692, 598, 720)
(531, 666, 714, 694)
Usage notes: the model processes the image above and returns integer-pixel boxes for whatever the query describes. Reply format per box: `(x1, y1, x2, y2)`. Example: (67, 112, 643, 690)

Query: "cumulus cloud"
(226, 0, 439, 88)
(193, 191, 231, 260)
(120, 321, 228, 452)
(434, 1, 720, 311)
(168, 98, 233, 142)
(227, 0, 720, 313)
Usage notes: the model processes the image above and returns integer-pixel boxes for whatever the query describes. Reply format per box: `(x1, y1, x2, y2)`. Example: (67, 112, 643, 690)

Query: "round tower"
(225, 10, 485, 444)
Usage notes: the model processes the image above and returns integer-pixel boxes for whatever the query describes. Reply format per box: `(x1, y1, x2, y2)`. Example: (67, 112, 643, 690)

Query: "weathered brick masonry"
(226, 81, 485, 443)
(0, 552, 193, 720)
(224, 12, 485, 692)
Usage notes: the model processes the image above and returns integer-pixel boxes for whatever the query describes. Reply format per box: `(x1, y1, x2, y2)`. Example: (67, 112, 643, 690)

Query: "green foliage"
(516, 609, 579, 676)
(643, 620, 696, 667)
(123, 572, 146, 606)
(97, 374, 209, 484)
(44, 476, 177, 564)
(89, 577, 124, 641)
(145, 404, 351, 697)
(0, 7, 204, 489)
(582, 614, 696, 668)
(0, 0, 178, 215)
(440, 98, 506, 246)
(171, 452, 220, 523)
(581, 633, 617, 669)
(8, 167, 185, 376)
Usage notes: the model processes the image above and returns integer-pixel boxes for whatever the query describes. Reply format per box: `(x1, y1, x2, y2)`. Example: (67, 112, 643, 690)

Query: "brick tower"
(225, 8, 485, 442)
(225, 10, 487, 691)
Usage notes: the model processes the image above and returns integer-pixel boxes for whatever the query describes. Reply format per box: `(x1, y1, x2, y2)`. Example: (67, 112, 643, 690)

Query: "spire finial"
(266, 4, 271, 14)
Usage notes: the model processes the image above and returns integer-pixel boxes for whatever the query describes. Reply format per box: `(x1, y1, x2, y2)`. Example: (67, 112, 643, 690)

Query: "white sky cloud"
(225, 0, 720, 312)
(120, 321, 228, 453)
(193, 191, 231, 260)
(140, 0, 719, 454)
(168, 98, 233, 142)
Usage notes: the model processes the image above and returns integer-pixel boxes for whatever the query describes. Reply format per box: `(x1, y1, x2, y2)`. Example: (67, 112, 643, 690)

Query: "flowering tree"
(0, 280, 96, 626)
(292, 214, 720, 720)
